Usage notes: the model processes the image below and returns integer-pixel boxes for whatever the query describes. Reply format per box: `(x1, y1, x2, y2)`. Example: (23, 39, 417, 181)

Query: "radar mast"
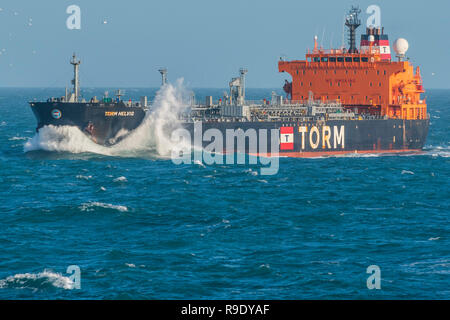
(70, 53, 81, 102)
(239, 68, 248, 105)
(345, 6, 361, 53)
(158, 68, 168, 86)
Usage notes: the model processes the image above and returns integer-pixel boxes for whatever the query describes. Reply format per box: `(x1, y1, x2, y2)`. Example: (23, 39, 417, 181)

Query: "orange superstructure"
(278, 23, 427, 120)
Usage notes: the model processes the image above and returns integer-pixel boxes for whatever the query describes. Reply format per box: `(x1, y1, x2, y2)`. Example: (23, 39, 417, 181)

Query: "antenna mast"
(239, 68, 248, 105)
(345, 6, 361, 53)
(70, 53, 81, 102)
(158, 68, 168, 86)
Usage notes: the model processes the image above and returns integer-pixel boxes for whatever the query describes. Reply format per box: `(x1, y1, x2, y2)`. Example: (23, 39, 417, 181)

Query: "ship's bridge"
(279, 47, 427, 120)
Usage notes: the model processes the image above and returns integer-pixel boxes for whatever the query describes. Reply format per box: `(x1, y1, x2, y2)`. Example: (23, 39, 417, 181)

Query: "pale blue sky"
(0, 0, 448, 88)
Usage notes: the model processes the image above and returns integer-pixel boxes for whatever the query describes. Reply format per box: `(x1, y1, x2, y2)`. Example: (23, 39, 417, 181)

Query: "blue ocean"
(0, 86, 448, 299)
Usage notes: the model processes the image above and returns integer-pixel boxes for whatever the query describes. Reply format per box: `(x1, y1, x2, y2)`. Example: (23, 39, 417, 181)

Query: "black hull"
(29, 102, 146, 146)
(181, 119, 429, 156)
(29, 102, 429, 156)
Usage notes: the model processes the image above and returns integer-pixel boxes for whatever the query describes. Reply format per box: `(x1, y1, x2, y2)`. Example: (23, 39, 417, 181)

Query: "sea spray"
(0, 270, 75, 290)
(113, 78, 191, 156)
(24, 125, 111, 154)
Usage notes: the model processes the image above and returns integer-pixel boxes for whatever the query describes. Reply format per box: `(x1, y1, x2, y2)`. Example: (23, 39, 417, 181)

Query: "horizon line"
(1, 86, 449, 90)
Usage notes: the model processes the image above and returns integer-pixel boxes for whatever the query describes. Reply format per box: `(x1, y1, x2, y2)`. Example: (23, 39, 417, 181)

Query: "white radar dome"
(393, 38, 409, 55)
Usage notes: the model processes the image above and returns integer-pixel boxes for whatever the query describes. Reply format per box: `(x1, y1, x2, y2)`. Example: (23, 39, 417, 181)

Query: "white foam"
(401, 170, 415, 175)
(23, 80, 190, 157)
(424, 145, 450, 158)
(80, 201, 128, 212)
(0, 270, 75, 290)
(194, 160, 206, 168)
(24, 125, 110, 154)
(245, 169, 258, 176)
(113, 176, 127, 182)
(8, 136, 27, 141)
(336, 153, 381, 158)
(76, 175, 93, 180)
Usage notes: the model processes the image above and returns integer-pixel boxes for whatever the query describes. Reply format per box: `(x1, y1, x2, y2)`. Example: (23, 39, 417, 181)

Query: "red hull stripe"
(249, 149, 423, 158)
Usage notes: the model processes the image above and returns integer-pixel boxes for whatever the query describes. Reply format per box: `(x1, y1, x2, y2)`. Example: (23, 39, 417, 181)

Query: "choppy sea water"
(0, 87, 448, 299)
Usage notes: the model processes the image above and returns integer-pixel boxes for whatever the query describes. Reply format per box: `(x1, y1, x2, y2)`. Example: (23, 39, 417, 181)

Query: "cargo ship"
(29, 6, 429, 156)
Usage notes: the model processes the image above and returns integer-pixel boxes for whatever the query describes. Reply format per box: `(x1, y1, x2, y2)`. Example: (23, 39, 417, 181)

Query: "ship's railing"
(243, 100, 268, 105)
(306, 47, 381, 55)
(283, 100, 342, 105)
(191, 100, 269, 107)
(307, 48, 346, 55)
(192, 99, 344, 108)
(181, 112, 386, 122)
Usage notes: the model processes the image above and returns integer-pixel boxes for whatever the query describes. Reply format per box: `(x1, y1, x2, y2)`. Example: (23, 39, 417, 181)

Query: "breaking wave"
(0, 270, 75, 290)
(424, 145, 450, 158)
(80, 201, 129, 213)
(24, 80, 190, 158)
(9, 136, 28, 141)
(113, 176, 128, 183)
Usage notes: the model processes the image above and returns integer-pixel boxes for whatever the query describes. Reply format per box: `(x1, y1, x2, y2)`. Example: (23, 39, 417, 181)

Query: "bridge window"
(321, 57, 328, 62)
(379, 82, 382, 87)
(353, 57, 360, 62)
(310, 82, 312, 86)
(384, 70, 387, 75)
(337, 57, 344, 62)
(313, 57, 320, 62)
(345, 57, 352, 62)
(362, 57, 369, 62)
(377, 70, 380, 75)
(329, 57, 336, 62)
